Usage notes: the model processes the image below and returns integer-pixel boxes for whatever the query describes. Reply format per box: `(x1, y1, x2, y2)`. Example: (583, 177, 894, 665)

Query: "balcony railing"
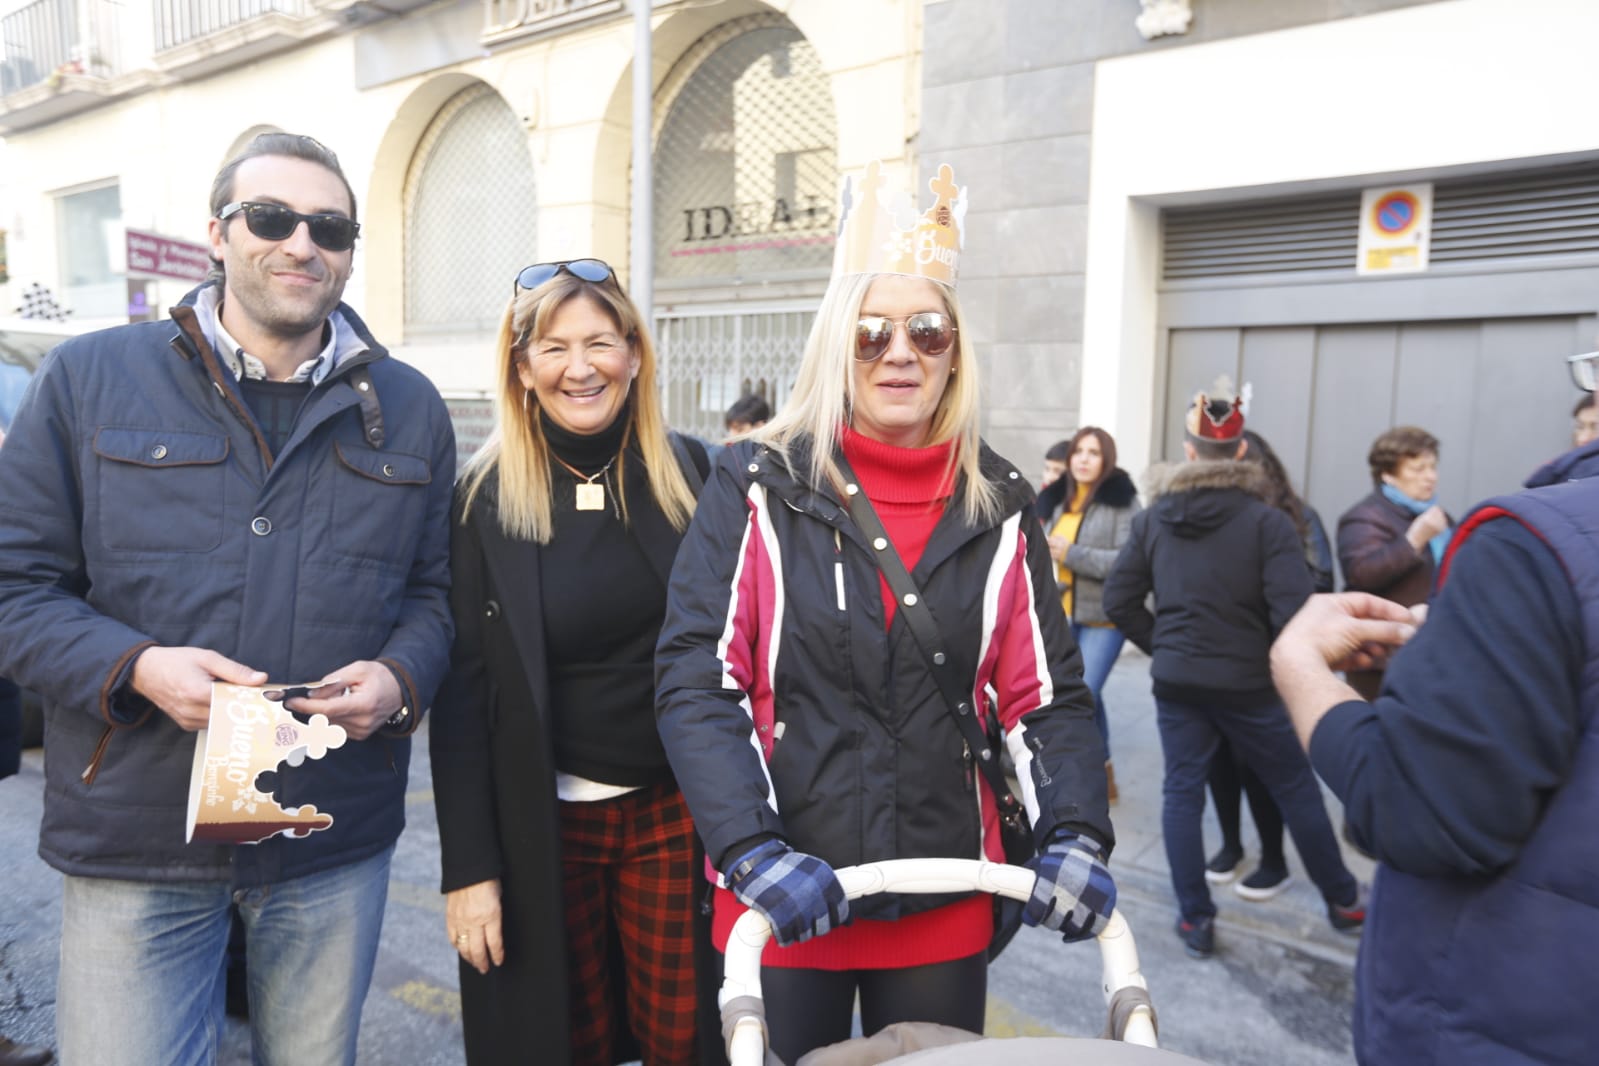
(0, 0, 125, 96)
(154, 0, 308, 52)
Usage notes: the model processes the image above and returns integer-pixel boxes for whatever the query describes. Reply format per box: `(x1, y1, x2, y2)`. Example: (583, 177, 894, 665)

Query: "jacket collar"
(742, 434, 1035, 567)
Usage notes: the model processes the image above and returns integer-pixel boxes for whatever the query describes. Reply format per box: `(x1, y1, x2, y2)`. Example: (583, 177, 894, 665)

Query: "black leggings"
(759, 952, 988, 1064)
(1209, 736, 1286, 869)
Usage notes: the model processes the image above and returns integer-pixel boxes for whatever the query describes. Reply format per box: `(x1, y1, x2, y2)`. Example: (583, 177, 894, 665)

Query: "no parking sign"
(1357, 183, 1432, 275)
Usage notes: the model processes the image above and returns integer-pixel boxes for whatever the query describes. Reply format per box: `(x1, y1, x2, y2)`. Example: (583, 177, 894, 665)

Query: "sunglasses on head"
(514, 259, 618, 294)
(217, 201, 360, 252)
(855, 312, 957, 362)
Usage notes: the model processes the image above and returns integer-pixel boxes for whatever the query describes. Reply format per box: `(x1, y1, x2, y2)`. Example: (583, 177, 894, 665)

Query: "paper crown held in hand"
(831, 160, 967, 286)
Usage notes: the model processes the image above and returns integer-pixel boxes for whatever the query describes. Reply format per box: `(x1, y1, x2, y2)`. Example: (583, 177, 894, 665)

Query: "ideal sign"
(125, 229, 211, 283)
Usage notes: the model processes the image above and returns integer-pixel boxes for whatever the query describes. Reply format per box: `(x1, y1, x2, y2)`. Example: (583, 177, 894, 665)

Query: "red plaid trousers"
(559, 780, 698, 1066)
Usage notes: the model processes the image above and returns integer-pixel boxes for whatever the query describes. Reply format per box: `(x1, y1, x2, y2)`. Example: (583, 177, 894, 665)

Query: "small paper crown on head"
(1186, 375, 1247, 443)
(831, 160, 967, 286)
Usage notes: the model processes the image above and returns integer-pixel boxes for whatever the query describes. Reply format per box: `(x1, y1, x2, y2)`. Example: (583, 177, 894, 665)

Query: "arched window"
(654, 17, 838, 287)
(404, 85, 537, 337)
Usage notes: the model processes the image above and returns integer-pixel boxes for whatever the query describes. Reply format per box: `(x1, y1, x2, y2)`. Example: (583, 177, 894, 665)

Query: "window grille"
(652, 16, 838, 286)
(404, 84, 537, 337)
(653, 305, 813, 441)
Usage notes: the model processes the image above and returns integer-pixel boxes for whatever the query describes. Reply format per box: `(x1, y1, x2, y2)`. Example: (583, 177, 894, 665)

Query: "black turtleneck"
(538, 409, 673, 787)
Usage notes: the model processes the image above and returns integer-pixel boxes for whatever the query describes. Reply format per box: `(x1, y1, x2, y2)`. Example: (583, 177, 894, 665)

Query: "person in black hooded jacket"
(1103, 381, 1363, 959)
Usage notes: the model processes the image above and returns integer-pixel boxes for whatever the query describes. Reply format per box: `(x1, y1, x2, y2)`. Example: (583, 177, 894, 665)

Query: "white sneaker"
(1234, 866, 1292, 901)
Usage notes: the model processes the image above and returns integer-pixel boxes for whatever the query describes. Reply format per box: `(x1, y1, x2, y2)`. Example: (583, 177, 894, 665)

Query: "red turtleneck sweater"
(709, 426, 992, 970)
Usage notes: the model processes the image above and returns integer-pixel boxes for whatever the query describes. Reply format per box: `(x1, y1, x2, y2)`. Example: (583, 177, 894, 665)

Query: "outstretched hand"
(1274, 592, 1421, 674)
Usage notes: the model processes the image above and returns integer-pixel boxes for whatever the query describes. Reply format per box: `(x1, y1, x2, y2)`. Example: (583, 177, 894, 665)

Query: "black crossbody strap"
(834, 456, 1024, 820)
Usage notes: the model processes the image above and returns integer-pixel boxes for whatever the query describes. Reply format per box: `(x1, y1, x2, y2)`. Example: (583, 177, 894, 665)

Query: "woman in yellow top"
(1038, 427, 1141, 801)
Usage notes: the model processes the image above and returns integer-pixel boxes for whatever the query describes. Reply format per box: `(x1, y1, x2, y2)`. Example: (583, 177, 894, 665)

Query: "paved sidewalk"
(0, 649, 1368, 1065)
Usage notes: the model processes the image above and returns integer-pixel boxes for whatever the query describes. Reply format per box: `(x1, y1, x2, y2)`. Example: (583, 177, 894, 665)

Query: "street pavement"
(0, 649, 1371, 1065)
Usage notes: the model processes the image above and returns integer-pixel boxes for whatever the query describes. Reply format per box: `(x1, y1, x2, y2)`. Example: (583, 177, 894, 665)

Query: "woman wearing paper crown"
(430, 260, 718, 1066)
(656, 162, 1116, 1063)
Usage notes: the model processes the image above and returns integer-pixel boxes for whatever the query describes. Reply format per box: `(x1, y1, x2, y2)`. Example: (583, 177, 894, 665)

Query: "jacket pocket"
(329, 442, 431, 569)
(94, 427, 229, 552)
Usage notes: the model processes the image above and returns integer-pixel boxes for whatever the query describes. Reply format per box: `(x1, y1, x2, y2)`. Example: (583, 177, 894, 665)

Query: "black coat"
(430, 440, 722, 1066)
(1103, 461, 1312, 695)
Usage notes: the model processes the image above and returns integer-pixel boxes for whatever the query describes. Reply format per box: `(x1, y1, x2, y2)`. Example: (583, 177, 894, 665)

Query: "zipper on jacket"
(833, 528, 846, 611)
(81, 725, 114, 786)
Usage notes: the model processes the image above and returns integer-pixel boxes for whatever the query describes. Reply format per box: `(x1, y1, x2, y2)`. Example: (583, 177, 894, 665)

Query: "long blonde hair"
(754, 272, 1001, 525)
(458, 273, 697, 543)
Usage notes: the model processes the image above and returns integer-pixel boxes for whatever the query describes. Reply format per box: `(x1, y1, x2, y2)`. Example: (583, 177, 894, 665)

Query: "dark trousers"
(1155, 694, 1356, 923)
(759, 952, 987, 1065)
(1209, 737, 1286, 869)
(0, 676, 20, 780)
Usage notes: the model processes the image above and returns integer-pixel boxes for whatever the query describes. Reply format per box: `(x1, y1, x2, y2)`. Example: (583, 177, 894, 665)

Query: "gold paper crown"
(186, 685, 348, 845)
(832, 160, 967, 285)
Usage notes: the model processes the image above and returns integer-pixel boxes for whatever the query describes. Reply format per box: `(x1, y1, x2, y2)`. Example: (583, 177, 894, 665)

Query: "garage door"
(1157, 159, 1599, 546)
(1162, 315, 1595, 533)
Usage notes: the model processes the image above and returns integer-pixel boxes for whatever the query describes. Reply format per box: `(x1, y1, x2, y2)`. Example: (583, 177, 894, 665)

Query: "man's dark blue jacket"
(0, 282, 455, 886)
(1309, 479, 1598, 1065)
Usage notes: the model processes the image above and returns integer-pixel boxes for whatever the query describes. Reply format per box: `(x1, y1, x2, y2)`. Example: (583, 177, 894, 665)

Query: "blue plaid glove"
(724, 839, 849, 947)
(1022, 832, 1116, 942)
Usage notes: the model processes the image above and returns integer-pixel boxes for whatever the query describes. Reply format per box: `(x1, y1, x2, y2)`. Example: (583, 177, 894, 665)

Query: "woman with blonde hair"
(431, 259, 713, 1065)
(656, 261, 1115, 1063)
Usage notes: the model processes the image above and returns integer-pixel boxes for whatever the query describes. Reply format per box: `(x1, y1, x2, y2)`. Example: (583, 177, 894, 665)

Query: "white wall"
(1084, 0, 1599, 476)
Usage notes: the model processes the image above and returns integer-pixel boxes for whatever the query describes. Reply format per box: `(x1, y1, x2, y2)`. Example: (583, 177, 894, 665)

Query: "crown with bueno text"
(831, 160, 967, 286)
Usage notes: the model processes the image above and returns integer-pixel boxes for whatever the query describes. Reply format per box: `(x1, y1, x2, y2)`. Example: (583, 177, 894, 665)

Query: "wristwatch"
(385, 705, 411, 729)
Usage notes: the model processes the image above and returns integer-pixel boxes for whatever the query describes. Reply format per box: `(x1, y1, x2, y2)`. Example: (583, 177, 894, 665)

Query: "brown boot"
(1105, 761, 1119, 805)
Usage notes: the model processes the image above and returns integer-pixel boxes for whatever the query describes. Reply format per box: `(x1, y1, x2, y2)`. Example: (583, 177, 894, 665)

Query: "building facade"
(0, 0, 921, 453)
(926, 0, 1599, 528)
(3, 0, 1597, 522)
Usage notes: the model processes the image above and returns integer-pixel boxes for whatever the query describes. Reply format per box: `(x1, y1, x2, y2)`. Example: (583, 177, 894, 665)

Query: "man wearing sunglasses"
(0, 133, 454, 1065)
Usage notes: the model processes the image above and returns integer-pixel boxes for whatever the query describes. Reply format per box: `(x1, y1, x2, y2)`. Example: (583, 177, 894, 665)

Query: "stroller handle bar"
(720, 858, 1157, 1065)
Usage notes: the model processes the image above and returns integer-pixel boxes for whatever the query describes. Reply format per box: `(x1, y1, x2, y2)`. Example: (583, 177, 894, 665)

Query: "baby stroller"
(720, 858, 1208, 1065)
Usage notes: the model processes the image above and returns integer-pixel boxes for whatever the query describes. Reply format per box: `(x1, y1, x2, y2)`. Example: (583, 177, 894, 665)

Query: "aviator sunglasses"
(216, 201, 361, 252)
(514, 259, 619, 294)
(855, 312, 957, 362)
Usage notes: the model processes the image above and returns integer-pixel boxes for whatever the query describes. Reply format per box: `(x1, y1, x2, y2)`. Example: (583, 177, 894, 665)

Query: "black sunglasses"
(514, 259, 618, 293)
(855, 313, 958, 362)
(217, 201, 360, 252)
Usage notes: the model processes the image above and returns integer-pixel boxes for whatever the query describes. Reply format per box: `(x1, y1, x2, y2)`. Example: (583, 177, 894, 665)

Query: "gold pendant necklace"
(552, 453, 616, 512)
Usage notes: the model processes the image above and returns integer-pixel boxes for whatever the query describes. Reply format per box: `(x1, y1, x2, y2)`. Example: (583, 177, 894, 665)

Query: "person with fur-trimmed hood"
(1103, 379, 1365, 960)
(1034, 426, 1140, 803)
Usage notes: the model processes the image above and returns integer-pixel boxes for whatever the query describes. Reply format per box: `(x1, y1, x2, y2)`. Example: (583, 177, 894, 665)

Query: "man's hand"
(1272, 593, 1420, 749)
(1406, 504, 1449, 551)
(131, 647, 269, 731)
(446, 879, 505, 975)
(284, 660, 402, 740)
(1275, 592, 1420, 674)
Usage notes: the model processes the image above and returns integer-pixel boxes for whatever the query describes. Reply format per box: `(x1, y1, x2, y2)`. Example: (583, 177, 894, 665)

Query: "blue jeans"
(1153, 695, 1355, 924)
(1071, 622, 1125, 757)
(57, 845, 393, 1066)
